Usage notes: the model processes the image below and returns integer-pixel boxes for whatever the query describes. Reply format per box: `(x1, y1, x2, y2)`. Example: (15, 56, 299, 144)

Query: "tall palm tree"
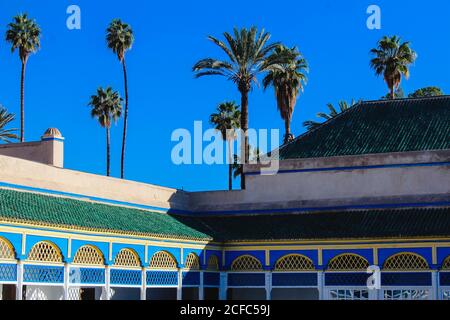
(5, 14, 41, 142)
(370, 36, 416, 100)
(209, 102, 241, 190)
(0, 106, 18, 143)
(193, 27, 280, 189)
(106, 19, 134, 179)
(88, 87, 123, 177)
(303, 100, 357, 131)
(263, 45, 308, 144)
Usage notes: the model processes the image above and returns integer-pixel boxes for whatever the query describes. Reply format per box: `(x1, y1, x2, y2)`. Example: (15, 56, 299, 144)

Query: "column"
(432, 269, 439, 300)
(317, 271, 324, 300)
(265, 271, 272, 300)
(104, 266, 111, 300)
(219, 272, 227, 300)
(141, 268, 147, 300)
(177, 269, 182, 300)
(63, 263, 70, 300)
(199, 271, 204, 300)
(16, 261, 23, 301)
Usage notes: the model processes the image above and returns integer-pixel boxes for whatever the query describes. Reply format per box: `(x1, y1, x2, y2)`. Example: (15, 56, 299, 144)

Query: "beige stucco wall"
(0, 139, 64, 168)
(0, 149, 448, 213)
(191, 150, 450, 212)
(0, 155, 189, 211)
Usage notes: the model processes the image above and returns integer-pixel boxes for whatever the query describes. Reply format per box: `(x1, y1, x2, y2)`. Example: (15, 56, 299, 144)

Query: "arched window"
(207, 255, 219, 271)
(231, 255, 263, 272)
(0, 237, 16, 261)
(327, 254, 369, 271)
(184, 253, 200, 270)
(149, 251, 177, 269)
(441, 256, 450, 270)
(28, 241, 63, 263)
(114, 249, 141, 268)
(274, 254, 315, 271)
(72, 245, 104, 265)
(383, 253, 429, 271)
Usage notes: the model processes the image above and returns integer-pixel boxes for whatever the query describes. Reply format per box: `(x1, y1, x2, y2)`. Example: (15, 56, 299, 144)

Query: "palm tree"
(0, 106, 18, 143)
(232, 147, 260, 182)
(5, 14, 41, 142)
(263, 45, 308, 144)
(193, 27, 280, 189)
(106, 19, 134, 179)
(88, 87, 123, 177)
(370, 36, 416, 100)
(209, 102, 241, 190)
(303, 100, 357, 131)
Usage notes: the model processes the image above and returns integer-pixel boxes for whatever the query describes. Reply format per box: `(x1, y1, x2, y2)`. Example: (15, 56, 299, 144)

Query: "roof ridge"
(361, 95, 450, 104)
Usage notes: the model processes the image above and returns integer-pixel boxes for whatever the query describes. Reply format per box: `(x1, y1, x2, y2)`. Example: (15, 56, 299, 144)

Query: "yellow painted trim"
(432, 246, 437, 265)
(318, 248, 323, 266)
(145, 244, 148, 263)
(0, 217, 212, 243)
(0, 224, 209, 250)
(27, 240, 64, 263)
(265, 250, 270, 267)
(224, 236, 450, 246)
(113, 248, 141, 267)
(0, 236, 17, 259)
(68, 237, 72, 259)
(222, 250, 225, 267)
(109, 242, 113, 262)
(373, 248, 378, 265)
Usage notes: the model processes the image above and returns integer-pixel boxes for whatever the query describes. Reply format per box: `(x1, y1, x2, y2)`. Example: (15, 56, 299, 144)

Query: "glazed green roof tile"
(0, 188, 211, 241)
(176, 207, 450, 242)
(279, 96, 450, 160)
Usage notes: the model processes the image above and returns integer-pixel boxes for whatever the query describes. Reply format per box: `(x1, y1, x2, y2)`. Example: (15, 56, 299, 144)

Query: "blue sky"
(0, 0, 449, 191)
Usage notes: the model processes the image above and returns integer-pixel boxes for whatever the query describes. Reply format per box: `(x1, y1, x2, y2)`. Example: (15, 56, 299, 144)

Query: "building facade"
(0, 97, 448, 300)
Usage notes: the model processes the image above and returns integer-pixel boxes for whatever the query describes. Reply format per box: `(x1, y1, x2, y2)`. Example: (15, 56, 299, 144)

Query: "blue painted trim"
(41, 137, 65, 142)
(195, 201, 450, 216)
(245, 161, 450, 176)
(0, 182, 190, 215)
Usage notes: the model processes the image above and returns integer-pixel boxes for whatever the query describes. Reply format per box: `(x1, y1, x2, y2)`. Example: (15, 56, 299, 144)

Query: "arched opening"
(70, 245, 105, 301)
(147, 251, 178, 300)
(382, 252, 431, 300)
(325, 254, 370, 301)
(228, 255, 265, 300)
(25, 241, 64, 300)
(110, 249, 142, 300)
(271, 254, 319, 300)
(0, 237, 16, 300)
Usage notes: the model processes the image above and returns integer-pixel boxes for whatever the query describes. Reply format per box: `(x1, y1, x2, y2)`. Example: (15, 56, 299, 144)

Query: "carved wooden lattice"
(149, 251, 177, 269)
(184, 253, 200, 270)
(383, 253, 429, 271)
(114, 249, 141, 267)
(327, 254, 369, 271)
(72, 246, 104, 265)
(28, 242, 63, 263)
(231, 255, 262, 271)
(0, 238, 15, 260)
(207, 255, 219, 271)
(275, 254, 315, 271)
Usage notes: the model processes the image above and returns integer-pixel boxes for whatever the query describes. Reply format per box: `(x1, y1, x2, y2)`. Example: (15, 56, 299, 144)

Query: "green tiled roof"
(176, 207, 450, 242)
(280, 96, 450, 160)
(0, 188, 211, 241)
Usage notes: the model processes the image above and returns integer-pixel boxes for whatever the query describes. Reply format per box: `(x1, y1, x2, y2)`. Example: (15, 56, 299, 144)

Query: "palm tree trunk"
(284, 118, 291, 144)
(120, 58, 129, 179)
(227, 140, 232, 190)
(20, 62, 26, 142)
(106, 127, 111, 177)
(240, 88, 249, 190)
(391, 85, 395, 100)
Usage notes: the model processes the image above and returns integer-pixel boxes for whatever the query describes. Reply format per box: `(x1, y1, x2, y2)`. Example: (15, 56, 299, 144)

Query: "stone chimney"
(41, 128, 65, 168)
